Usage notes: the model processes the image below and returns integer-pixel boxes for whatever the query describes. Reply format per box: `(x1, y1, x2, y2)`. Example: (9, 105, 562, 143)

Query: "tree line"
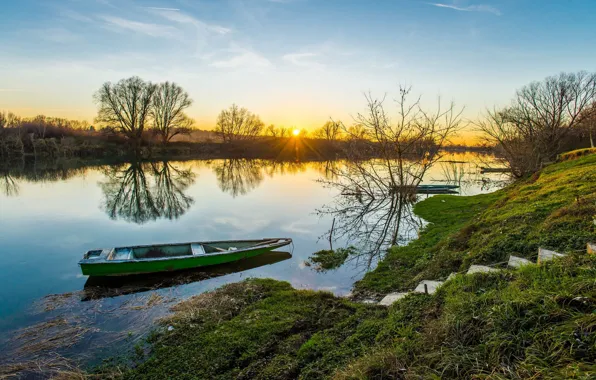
(2, 71, 594, 174)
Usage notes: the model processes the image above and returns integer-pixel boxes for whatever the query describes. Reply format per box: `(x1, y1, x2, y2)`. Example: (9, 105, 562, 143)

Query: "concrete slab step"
(414, 280, 443, 295)
(538, 247, 565, 264)
(360, 299, 377, 305)
(508, 255, 533, 268)
(446, 272, 458, 281)
(467, 265, 500, 274)
(379, 292, 409, 306)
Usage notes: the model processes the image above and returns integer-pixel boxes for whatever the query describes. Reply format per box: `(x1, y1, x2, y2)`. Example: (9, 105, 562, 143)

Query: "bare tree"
(215, 104, 264, 143)
(477, 71, 596, 176)
(345, 124, 368, 140)
(278, 126, 290, 138)
(265, 124, 278, 137)
(94, 76, 157, 145)
(319, 86, 462, 261)
(577, 102, 596, 148)
(151, 82, 194, 143)
(314, 120, 343, 140)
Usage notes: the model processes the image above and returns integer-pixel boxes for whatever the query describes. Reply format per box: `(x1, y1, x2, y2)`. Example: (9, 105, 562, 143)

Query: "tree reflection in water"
(212, 159, 264, 198)
(100, 160, 195, 224)
(0, 169, 19, 196)
(317, 160, 425, 271)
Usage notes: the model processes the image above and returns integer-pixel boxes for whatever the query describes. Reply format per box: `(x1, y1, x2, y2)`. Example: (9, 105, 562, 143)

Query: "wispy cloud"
(210, 47, 271, 69)
(282, 52, 325, 70)
(99, 15, 178, 37)
(149, 8, 231, 35)
(430, 3, 502, 16)
(146, 7, 181, 11)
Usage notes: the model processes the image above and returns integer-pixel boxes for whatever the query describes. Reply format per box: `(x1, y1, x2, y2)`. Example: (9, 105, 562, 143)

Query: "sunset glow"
(0, 1, 594, 140)
(293, 129, 300, 137)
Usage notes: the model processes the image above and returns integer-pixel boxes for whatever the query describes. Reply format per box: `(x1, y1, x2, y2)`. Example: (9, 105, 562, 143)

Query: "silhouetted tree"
(94, 76, 157, 146)
(314, 120, 342, 140)
(151, 82, 194, 143)
(477, 71, 596, 176)
(345, 124, 368, 140)
(215, 104, 264, 143)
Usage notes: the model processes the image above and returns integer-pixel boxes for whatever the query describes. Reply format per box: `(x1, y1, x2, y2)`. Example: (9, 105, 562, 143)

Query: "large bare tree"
(477, 71, 596, 176)
(215, 104, 264, 143)
(94, 76, 157, 145)
(151, 82, 194, 143)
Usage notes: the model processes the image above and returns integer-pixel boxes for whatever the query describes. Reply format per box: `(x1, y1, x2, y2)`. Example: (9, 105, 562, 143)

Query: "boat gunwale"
(78, 238, 292, 266)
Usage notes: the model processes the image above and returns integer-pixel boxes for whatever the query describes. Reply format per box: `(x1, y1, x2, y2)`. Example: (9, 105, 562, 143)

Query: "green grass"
(355, 153, 596, 297)
(112, 154, 596, 379)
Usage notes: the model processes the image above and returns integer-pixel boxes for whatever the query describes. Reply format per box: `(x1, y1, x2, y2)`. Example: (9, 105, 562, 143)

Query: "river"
(0, 152, 508, 365)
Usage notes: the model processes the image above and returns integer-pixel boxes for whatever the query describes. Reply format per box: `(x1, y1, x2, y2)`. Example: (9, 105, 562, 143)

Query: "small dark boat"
(416, 185, 460, 190)
(79, 238, 292, 277)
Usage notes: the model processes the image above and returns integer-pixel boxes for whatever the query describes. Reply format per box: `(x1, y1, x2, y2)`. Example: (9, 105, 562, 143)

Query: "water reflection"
(317, 159, 431, 270)
(0, 169, 19, 196)
(0, 158, 88, 192)
(100, 160, 195, 224)
(433, 159, 510, 194)
(213, 159, 264, 197)
(318, 188, 422, 270)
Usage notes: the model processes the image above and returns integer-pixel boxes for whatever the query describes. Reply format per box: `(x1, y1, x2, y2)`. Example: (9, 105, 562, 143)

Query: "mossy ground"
(112, 154, 596, 379)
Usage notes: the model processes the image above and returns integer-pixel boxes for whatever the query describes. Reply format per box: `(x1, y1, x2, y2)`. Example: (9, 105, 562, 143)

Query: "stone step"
(467, 265, 500, 274)
(360, 299, 377, 305)
(446, 272, 458, 281)
(508, 255, 533, 268)
(379, 292, 409, 306)
(537, 247, 565, 264)
(587, 243, 596, 254)
(414, 280, 443, 295)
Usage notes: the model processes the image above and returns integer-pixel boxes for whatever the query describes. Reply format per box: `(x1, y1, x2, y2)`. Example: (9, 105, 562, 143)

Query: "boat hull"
(80, 242, 289, 277)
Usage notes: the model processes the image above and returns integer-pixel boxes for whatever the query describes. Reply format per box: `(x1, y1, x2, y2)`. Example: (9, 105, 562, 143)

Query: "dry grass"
(0, 354, 87, 380)
(124, 293, 173, 311)
(164, 280, 275, 327)
(558, 147, 596, 161)
(38, 292, 80, 312)
(10, 317, 94, 357)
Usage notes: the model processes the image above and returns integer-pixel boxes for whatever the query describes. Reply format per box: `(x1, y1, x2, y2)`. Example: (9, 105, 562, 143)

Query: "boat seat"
(191, 244, 206, 256)
(110, 248, 132, 260)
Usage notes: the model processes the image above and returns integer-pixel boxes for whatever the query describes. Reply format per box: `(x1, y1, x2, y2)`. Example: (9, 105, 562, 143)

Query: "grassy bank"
(104, 154, 595, 379)
(355, 153, 596, 298)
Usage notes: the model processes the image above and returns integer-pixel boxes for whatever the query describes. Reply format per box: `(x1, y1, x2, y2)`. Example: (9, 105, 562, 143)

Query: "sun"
(292, 128, 300, 136)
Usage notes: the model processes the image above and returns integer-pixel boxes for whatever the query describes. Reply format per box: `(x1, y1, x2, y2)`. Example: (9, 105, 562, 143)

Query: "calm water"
(0, 153, 507, 363)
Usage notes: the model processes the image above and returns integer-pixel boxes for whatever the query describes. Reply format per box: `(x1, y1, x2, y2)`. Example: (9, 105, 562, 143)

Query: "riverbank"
(88, 153, 596, 379)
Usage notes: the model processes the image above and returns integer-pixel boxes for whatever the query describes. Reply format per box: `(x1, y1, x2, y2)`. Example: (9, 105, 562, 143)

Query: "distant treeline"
(2, 71, 593, 169)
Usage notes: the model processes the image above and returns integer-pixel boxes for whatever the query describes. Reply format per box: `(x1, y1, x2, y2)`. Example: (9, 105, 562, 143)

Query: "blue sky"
(0, 0, 595, 134)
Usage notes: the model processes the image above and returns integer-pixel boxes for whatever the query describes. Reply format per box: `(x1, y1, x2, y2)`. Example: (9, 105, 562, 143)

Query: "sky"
(0, 0, 595, 139)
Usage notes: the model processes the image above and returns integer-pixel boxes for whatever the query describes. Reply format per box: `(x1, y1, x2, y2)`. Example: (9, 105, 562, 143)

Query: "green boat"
(79, 238, 292, 277)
